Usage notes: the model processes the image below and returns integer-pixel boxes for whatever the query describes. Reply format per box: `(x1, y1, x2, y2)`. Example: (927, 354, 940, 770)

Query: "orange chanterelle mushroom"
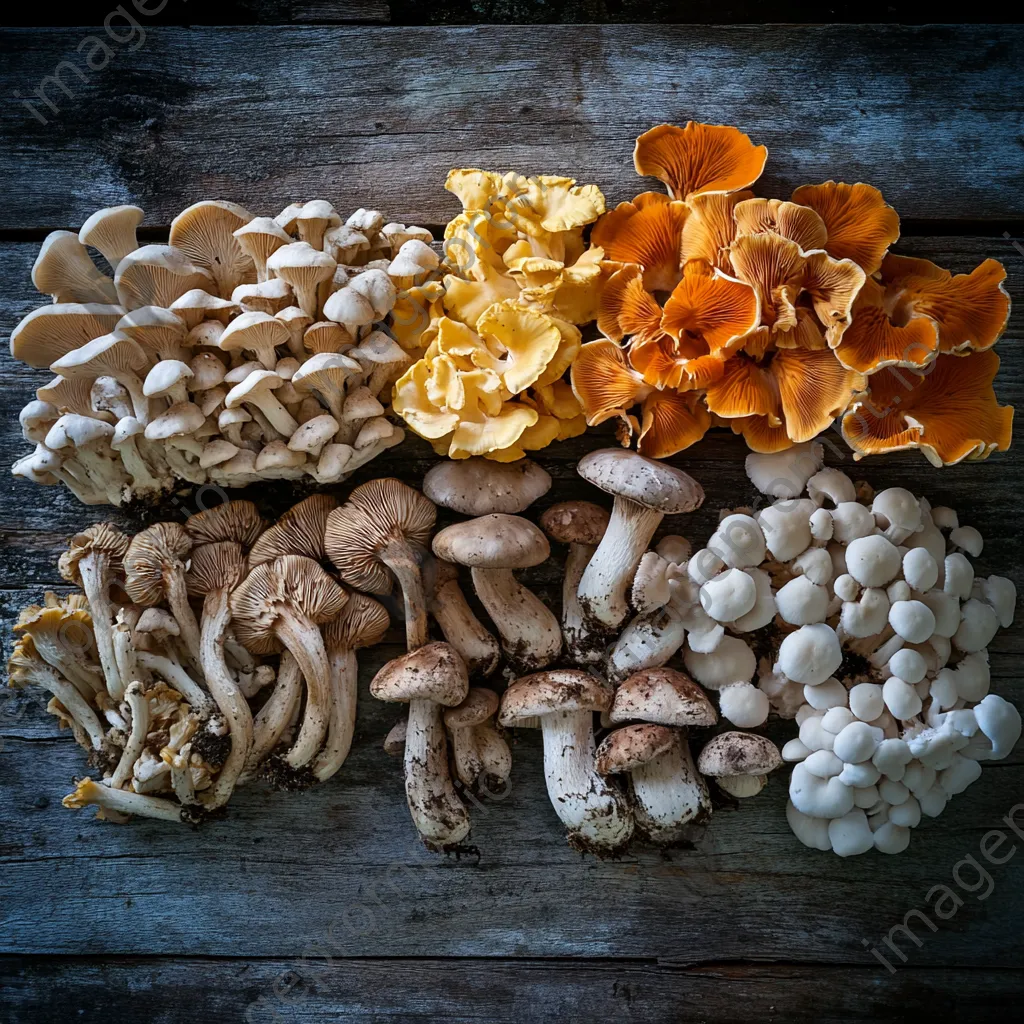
(571, 121, 1013, 465)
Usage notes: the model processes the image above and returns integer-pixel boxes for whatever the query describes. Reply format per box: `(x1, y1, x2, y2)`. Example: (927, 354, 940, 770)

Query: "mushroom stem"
(198, 589, 254, 808)
(540, 711, 633, 852)
(630, 731, 711, 844)
(429, 576, 500, 677)
(475, 722, 513, 791)
(405, 697, 471, 847)
(562, 540, 602, 664)
(110, 683, 150, 789)
(164, 570, 204, 677)
(135, 651, 212, 713)
(76, 552, 123, 700)
(471, 566, 562, 673)
(312, 646, 358, 782)
(449, 722, 488, 790)
(166, 747, 197, 806)
(33, 664, 108, 751)
(379, 539, 428, 650)
(578, 500, 664, 631)
(276, 608, 333, 768)
(245, 652, 303, 774)
(112, 616, 141, 695)
(607, 607, 688, 683)
(62, 777, 184, 822)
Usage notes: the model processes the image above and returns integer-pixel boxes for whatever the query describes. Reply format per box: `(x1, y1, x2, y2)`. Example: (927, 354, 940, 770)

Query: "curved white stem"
(135, 651, 212, 713)
(430, 578, 500, 677)
(540, 711, 633, 852)
(246, 652, 302, 773)
(63, 778, 183, 822)
(631, 732, 710, 844)
(77, 553, 123, 700)
(278, 610, 333, 768)
(111, 683, 150, 789)
(312, 647, 359, 782)
(607, 607, 687, 683)
(165, 570, 204, 678)
(577, 499, 663, 631)
(33, 665, 107, 751)
(471, 566, 561, 673)
(562, 541, 603, 665)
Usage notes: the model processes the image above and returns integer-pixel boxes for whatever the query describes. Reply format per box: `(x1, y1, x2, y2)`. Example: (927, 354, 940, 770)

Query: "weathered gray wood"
(2, 957, 1020, 1023)
(0, 25, 1022, 229)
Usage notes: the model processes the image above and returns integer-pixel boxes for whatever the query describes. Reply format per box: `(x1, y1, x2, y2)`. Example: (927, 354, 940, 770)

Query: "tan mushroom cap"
(58, 522, 130, 584)
(383, 718, 407, 757)
(50, 331, 148, 379)
(432, 514, 549, 571)
(32, 231, 119, 304)
(595, 723, 677, 775)
(697, 731, 782, 778)
(230, 554, 348, 655)
(169, 200, 256, 298)
(123, 522, 193, 606)
(185, 499, 266, 548)
(219, 311, 290, 369)
(324, 479, 436, 594)
(304, 321, 354, 354)
(499, 669, 612, 726)
(117, 306, 189, 360)
(369, 641, 469, 707)
(422, 457, 552, 515)
(136, 606, 180, 640)
(185, 540, 248, 597)
(444, 686, 500, 730)
(323, 592, 390, 651)
(249, 493, 339, 566)
(11, 304, 126, 369)
(114, 244, 215, 310)
(540, 500, 611, 546)
(78, 205, 144, 271)
(577, 448, 704, 514)
(611, 667, 718, 728)
(233, 217, 292, 280)
(170, 289, 239, 329)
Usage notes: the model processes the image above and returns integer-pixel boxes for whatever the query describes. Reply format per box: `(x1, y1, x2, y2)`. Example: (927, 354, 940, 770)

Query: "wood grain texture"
(2, 957, 1021, 1023)
(0, 25, 1022, 230)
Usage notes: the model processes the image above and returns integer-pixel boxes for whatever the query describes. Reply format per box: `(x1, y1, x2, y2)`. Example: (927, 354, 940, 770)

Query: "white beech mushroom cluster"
(10, 201, 439, 504)
(684, 442, 1019, 856)
(10, 499, 391, 824)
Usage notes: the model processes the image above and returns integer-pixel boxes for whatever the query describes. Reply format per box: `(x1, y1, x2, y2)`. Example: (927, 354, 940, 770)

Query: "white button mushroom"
(791, 547, 833, 586)
(776, 623, 842, 686)
(973, 693, 1022, 760)
(839, 760, 881, 787)
(687, 548, 725, 585)
(683, 635, 755, 690)
(776, 575, 829, 625)
(977, 576, 1016, 628)
(699, 567, 757, 622)
(718, 681, 770, 728)
(919, 589, 962, 638)
(871, 487, 922, 543)
(757, 500, 814, 561)
(952, 650, 990, 702)
(943, 553, 974, 599)
(709, 513, 766, 568)
(833, 721, 884, 764)
(833, 573, 860, 602)
(829, 808, 875, 856)
(873, 822, 912, 854)
(803, 677, 847, 711)
(807, 468, 857, 507)
(883, 676, 922, 720)
(887, 647, 927, 684)
(790, 762, 854, 817)
(888, 600, 937, 644)
(786, 801, 832, 850)
(830, 502, 876, 544)
(809, 507, 833, 544)
(886, 580, 911, 604)
(953, 598, 1000, 653)
(730, 568, 776, 632)
(782, 737, 812, 762)
(840, 588, 889, 638)
(888, 797, 921, 829)
(744, 442, 823, 499)
(902, 548, 939, 592)
(849, 682, 884, 722)
(845, 534, 902, 588)
(949, 525, 983, 557)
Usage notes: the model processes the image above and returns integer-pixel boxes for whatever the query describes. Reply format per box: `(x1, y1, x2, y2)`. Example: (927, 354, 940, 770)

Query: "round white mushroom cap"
(699, 568, 756, 622)
(790, 761, 854, 818)
(709, 514, 766, 568)
(871, 487, 922, 543)
(718, 681, 769, 728)
(683, 634, 755, 690)
(845, 534, 902, 588)
(888, 600, 937, 644)
(776, 624, 842, 686)
(776, 575, 829, 625)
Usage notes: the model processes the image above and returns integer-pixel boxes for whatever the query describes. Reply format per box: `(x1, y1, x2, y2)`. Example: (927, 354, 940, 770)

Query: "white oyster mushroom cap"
(920, 589, 962, 638)
(776, 575, 829, 625)
(792, 547, 832, 586)
(776, 623, 842, 686)
(888, 600, 936, 643)
(952, 650, 990, 702)
(799, 715, 833, 753)
(687, 548, 725, 585)
(833, 573, 860, 602)
(953, 599, 1000, 653)
(840, 588, 889, 638)
(830, 501, 875, 544)
(871, 487, 922, 543)
(873, 821, 912, 854)
(973, 693, 1022, 760)
(718, 681, 769, 728)
(943, 553, 974, 599)
(902, 548, 939, 592)
(887, 648, 927, 684)
(709, 513, 765, 568)
(683, 634, 755, 690)
(829, 809, 875, 857)
(853, 784, 880, 808)
(803, 749, 844, 778)
(883, 676, 922, 720)
(930, 506, 958, 530)
(820, 707, 856, 735)
(939, 755, 983, 796)
(877, 778, 910, 805)
(786, 801, 833, 850)
(790, 762, 855, 817)
(757, 500, 814, 561)
(808, 507, 833, 544)
(803, 677, 847, 711)
(699, 568, 756, 622)
(839, 760, 881, 788)
(929, 672, 959, 710)
(849, 682, 884, 722)
(729, 568, 776, 631)
(872, 738, 913, 780)
(744, 442, 823, 499)
(806, 467, 857, 507)
(979, 576, 1016, 628)
(887, 799, 921, 830)
(832, 721, 884, 763)
(782, 737, 811, 762)
(886, 580, 911, 604)
(845, 534, 902, 587)
(949, 525, 983, 557)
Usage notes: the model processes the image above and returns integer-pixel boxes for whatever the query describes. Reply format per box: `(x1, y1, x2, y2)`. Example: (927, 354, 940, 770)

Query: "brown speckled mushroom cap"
(123, 522, 192, 606)
(322, 592, 390, 651)
(370, 641, 469, 707)
(611, 667, 718, 728)
(432, 514, 549, 571)
(185, 500, 266, 548)
(185, 541, 248, 598)
(499, 669, 612, 727)
(697, 731, 782, 778)
(577, 448, 704, 514)
(325, 479, 436, 594)
(230, 554, 348, 656)
(422, 457, 551, 515)
(444, 687, 500, 730)
(595, 723, 677, 776)
(540, 500, 610, 546)
(58, 522, 130, 584)
(248, 494, 339, 567)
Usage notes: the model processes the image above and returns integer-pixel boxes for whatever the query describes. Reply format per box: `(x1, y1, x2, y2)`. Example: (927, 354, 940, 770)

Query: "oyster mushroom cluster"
(10, 499, 391, 824)
(11, 200, 437, 504)
(571, 120, 1013, 466)
(677, 443, 1019, 856)
(391, 169, 612, 461)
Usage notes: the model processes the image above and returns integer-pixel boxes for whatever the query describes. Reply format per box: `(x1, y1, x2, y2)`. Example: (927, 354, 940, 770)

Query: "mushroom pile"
(679, 442, 1020, 856)
(10, 200, 436, 504)
(10, 499, 391, 824)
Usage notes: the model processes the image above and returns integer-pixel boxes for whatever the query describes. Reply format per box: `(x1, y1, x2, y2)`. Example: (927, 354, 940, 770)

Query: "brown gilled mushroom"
(429, 560, 500, 678)
(116, 306, 189, 363)
(58, 523, 130, 699)
(218, 311, 291, 370)
(540, 500, 611, 665)
(230, 555, 348, 768)
(371, 642, 470, 847)
(32, 231, 118, 304)
(312, 593, 391, 782)
(248, 493, 337, 566)
(169, 200, 256, 298)
(114, 245, 215, 310)
(11, 304, 124, 369)
(50, 332, 151, 424)
(266, 242, 337, 318)
(78, 206, 144, 272)
(233, 217, 292, 283)
(124, 522, 203, 676)
(422, 457, 551, 516)
(325, 479, 436, 650)
(432, 515, 561, 674)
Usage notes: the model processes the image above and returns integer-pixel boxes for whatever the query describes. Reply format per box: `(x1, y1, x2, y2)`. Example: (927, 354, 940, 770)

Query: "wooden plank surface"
(0, 25, 1022, 230)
